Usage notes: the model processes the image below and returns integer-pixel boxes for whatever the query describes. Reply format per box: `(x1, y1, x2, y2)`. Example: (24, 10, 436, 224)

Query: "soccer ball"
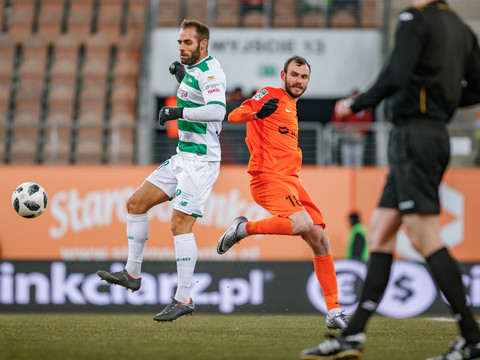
(11, 182, 48, 218)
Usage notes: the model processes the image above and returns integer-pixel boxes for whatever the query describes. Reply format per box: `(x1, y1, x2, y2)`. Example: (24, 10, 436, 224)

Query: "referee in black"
(301, 0, 480, 359)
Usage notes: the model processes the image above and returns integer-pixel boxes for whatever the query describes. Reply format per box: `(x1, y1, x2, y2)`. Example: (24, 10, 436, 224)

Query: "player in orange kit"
(217, 55, 349, 330)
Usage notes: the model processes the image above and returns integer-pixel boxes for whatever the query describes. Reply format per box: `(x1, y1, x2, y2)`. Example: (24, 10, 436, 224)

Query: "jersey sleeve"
(227, 88, 273, 123)
(351, 8, 425, 112)
(461, 34, 480, 107)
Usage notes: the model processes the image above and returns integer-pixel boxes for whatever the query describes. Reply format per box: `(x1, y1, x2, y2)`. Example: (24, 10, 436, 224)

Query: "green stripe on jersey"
(183, 73, 200, 90)
(178, 120, 207, 134)
(177, 98, 203, 108)
(188, 56, 212, 72)
(178, 141, 207, 155)
(208, 100, 226, 108)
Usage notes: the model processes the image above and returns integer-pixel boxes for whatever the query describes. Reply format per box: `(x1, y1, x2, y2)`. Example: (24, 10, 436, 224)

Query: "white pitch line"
(426, 317, 480, 323)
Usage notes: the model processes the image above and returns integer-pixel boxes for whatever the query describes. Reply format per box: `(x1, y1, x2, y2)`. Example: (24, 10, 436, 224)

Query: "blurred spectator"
(297, 0, 329, 17)
(226, 87, 245, 116)
(331, 90, 373, 167)
(475, 108, 480, 166)
(241, 0, 266, 13)
(344, 212, 368, 262)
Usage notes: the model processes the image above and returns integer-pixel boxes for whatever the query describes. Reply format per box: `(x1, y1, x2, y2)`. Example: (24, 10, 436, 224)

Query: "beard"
(181, 44, 201, 66)
(284, 77, 307, 99)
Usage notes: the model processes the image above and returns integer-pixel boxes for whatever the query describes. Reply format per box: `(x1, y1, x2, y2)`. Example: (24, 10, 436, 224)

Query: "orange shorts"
(249, 172, 326, 228)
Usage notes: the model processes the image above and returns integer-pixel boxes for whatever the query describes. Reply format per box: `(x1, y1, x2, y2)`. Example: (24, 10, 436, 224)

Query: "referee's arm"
(351, 10, 424, 113)
(460, 42, 480, 107)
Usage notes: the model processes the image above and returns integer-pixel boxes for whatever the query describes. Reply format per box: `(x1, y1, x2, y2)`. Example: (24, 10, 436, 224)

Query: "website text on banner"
(0, 166, 479, 262)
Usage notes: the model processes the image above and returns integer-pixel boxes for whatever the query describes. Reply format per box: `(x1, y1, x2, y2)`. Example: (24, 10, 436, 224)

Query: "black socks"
(426, 247, 480, 343)
(343, 252, 393, 336)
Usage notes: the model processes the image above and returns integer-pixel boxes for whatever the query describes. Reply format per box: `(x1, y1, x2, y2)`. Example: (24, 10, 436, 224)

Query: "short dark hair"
(181, 19, 210, 45)
(284, 55, 311, 75)
(349, 212, 360, 225)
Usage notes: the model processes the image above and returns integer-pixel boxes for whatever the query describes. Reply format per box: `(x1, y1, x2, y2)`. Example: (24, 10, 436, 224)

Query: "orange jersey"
(228, 87, 302, 176)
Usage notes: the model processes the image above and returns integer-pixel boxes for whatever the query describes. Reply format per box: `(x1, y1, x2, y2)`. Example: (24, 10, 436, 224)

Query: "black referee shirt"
(350, 0, 480, 124)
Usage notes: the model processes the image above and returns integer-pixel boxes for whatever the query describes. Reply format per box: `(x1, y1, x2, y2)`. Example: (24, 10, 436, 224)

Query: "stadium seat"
(0, 119, 6, 163)
(330, 10, 357, 28)
(79, 34, 111, 116)
(185, 0, 209, 25)
(43, 126, 71, 164)
(37, 0, 65, 41)
(300, 12, 327, 28)
(156, 0, 181, 27)
(108, 128, 135, 164)
(97, 0, 123, 38)
(18, 35, 47, 87)
(215, 0, 240, 27)
(111, 84, 137, 115)
(361, 0, 380, 28)
(80, 70, 107, 115)
(0, 35, 15, 83)
(115, 32, 142, 76)
(75, 128, 104, 163)
(9, 125, 39, 164)
(108, 112, 136, 164)
(67, 0, 94, 36)
(297, 0, 328, 28)
(76, 108, 105, 128)
(8, 0, 35, 41)
(242, 11, 265, 28)
(126, 0, 147, 36)
(44, 108, 72, 164)
(0, 81, 9, 116)
(273, 0, 297, 28)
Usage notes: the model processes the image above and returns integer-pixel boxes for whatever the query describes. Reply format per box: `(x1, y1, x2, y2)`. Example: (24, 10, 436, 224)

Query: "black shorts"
(378, 120, 450, 215)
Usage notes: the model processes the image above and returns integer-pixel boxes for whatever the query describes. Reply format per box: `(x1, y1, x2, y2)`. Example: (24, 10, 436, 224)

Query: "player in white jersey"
(97, 19, 226, 322)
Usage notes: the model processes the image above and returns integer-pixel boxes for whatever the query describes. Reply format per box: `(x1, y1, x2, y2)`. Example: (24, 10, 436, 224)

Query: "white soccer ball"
(11, 182, 48, 218)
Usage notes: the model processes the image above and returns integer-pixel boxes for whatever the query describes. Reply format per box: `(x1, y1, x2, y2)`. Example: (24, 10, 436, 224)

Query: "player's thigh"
(368, 207, 402, 252)
(250, 173, 304, 217)
(173, 160, 219, 217)
(295, 178, 326, 228)
(128, 180, 170, 213)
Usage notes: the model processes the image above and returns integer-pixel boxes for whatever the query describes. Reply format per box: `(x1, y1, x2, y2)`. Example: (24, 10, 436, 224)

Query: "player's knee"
(292, 218, 314, 235)
(126, 196, 146, 214)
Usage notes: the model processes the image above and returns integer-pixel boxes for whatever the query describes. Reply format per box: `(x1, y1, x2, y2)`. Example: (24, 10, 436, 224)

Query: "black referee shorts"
(378, 120, 450, 215)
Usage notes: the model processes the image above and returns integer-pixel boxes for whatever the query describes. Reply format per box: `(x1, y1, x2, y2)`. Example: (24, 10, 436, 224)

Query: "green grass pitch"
(0, 313, 471, 359)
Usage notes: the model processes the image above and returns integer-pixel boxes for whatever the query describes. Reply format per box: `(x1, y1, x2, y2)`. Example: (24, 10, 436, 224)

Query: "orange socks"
(246, 216, 293, 236)
(314, 254, 339, 311)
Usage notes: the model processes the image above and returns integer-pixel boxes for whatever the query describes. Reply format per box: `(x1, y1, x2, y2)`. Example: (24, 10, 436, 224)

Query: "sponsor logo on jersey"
(278, 126, 298, 139)
(207, 76, 216, 82)
(208, 89, 220, 94)
(253, 89, 268, 101)
(205, 84, 219, 90)
(279, 126, 289, 134)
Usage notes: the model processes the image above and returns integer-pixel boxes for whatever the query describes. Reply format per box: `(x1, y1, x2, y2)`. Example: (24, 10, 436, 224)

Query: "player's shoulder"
(196, 57, 225, 83)
(397, 6, 422, 23)
(252, 87, 284, 102)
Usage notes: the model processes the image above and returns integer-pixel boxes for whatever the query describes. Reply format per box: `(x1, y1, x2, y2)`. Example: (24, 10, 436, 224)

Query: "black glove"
(169, 61, 186, 83)
(255, 98, 279, 119)
(158, 106, 184, 126)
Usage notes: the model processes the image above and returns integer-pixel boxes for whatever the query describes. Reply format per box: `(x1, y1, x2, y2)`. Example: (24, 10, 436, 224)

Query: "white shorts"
(146, 154, 220, 217)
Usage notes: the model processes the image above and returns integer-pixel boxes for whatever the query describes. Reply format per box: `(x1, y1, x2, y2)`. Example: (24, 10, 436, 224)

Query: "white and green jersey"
(176, 56, 226, 162)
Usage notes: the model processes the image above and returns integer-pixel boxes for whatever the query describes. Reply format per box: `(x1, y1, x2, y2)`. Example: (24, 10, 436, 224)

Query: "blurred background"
(0, 0, 478, 167)
(0, 0, 479, 315)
